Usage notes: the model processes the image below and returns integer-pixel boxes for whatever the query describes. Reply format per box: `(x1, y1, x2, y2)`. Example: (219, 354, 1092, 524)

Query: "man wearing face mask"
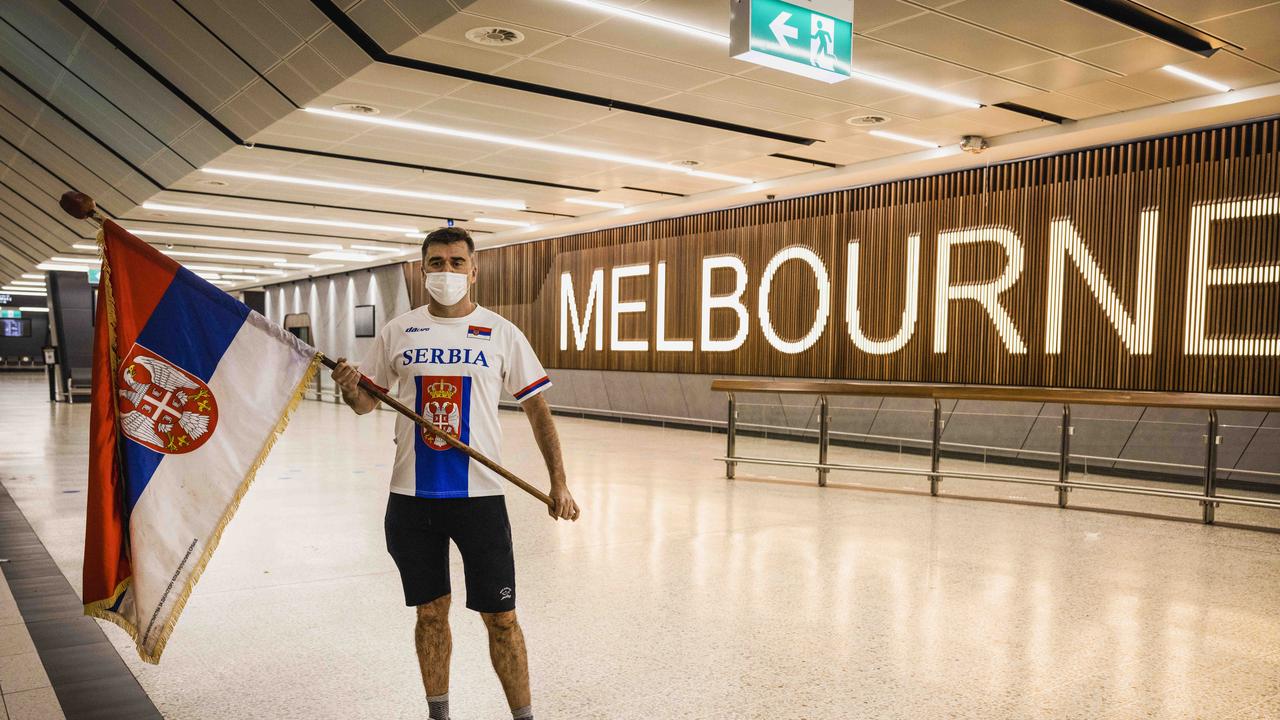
(330, 226, 578, 720)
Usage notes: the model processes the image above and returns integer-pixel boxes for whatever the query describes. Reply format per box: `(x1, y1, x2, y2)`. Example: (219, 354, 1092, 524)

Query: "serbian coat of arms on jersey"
(420, 376, 463, 451)
(116, 344, 219, 454)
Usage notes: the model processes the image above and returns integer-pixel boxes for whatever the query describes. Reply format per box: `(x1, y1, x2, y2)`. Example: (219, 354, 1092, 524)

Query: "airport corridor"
(2, 372, 1279, 719)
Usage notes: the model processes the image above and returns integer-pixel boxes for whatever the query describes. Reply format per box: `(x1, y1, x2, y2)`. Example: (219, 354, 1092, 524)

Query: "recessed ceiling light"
(466, 27, 525, 46)
(3, 286, 47, 294)
(273, 262, 321, 270)
(200, 168, 526, 210)
(847, 115, 890, 126)
(220, 274, 258, 281)
(36, 263, 92, 272)
(126, 229, 343, 251)
(11, 280, 45, 286)
(52, 256, 100, 265)
(1162, 65, 1231, 92)
(304, 108, 754, 184)
(193, 272, 221, 280)
(868, 130, 940, 149)
(472, 217, 532, 227)
(332, 102, 380, 115)
(19, 306, 48, 312)
(565, 197, 626, 209)
(141, 202, 418, 234)
(21, 274, 43, 279)
(310, 250, 376, 262)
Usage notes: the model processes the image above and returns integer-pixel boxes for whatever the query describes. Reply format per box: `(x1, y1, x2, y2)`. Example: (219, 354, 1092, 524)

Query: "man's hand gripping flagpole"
(60, 190, 554, 511)
(316, 353, 554, 508)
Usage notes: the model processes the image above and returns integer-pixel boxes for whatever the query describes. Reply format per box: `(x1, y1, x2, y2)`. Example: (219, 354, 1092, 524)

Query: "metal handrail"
(712, 380, 1280, 525)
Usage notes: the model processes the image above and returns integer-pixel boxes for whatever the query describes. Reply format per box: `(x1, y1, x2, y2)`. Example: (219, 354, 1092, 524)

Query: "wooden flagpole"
(59, 190, 553, 509)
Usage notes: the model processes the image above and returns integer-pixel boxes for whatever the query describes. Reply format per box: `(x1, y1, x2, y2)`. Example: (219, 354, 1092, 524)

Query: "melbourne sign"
(471, 119, 1280, 395)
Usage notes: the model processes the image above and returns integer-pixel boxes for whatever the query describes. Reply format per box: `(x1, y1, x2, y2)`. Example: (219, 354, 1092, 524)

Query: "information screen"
(1, 318, 31, 338)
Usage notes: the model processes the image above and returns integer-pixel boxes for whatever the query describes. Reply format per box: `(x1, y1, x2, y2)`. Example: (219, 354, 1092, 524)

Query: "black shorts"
(384, 493, 516, 613)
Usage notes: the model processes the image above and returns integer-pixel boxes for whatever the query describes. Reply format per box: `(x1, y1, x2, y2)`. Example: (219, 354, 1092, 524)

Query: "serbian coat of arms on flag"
(84, 219, 319, 663)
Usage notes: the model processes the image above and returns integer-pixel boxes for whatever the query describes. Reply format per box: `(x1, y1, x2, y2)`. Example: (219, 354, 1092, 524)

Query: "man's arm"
(331, 358, 379, 415)
(521, 394, 579, 521)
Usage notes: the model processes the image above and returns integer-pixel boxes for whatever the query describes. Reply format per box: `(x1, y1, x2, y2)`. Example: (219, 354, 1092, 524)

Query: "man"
(331, 226, 578, 720)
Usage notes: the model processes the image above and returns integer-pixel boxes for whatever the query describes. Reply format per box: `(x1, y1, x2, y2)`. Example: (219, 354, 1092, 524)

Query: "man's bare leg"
(417, 595, 452, 719)
(481, 610, 532, 717)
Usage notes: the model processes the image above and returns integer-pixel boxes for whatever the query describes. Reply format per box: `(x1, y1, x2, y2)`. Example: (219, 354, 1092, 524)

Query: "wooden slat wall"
(404, 118, 1280, 395)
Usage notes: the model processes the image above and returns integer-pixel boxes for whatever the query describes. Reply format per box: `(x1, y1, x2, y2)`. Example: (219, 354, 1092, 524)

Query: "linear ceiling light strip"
(200, 168, 527, 210)
(304, 108, 754, 184)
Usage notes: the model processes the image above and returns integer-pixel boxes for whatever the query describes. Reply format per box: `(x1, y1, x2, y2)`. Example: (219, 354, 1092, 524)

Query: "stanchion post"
(1203, 409, 1219, 524)
(929, 399, 942, 496)
(1058, 404, 1072, 509)
(726, 392, 737, 480)
(818, 395, 829, 487)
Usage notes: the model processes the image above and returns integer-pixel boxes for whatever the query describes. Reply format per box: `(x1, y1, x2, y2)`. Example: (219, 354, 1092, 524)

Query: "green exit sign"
(0, 309, 19, 318)
(87, 268, 101, 285)
(731, 0, 853, 83)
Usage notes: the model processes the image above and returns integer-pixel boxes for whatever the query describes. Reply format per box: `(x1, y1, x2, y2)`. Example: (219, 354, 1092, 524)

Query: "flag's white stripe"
(125, 312, 313, 652)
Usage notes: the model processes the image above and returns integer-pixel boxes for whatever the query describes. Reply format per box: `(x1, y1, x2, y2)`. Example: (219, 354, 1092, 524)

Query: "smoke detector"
(466, 27, 525, 46)
(960, 135, 990, 154)
(331, 103, 380, 115)
(846, 115, 890, 126)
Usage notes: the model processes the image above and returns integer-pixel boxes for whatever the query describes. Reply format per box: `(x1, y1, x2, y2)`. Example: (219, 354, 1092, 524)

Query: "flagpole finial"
(60, 190, 97, 220)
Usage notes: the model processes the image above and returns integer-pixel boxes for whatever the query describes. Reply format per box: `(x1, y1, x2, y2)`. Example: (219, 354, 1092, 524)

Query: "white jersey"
(359, 305, 551, 498)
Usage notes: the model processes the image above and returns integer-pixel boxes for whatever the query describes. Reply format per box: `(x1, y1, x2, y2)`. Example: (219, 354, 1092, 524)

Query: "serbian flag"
(84, 220, 318, 663)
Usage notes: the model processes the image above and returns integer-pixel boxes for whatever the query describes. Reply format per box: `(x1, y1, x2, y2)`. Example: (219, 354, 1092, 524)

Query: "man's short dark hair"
(421, 226, 474, 257)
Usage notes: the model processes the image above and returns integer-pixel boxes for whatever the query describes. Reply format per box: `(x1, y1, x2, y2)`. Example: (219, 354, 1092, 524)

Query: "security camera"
(960, 135, 989, 154)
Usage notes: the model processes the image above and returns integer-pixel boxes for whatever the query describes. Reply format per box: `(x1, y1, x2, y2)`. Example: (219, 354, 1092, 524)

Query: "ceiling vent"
(846, 115, 890, 126)
(466, 27, 525, 46)
(331, 103, 380, 115)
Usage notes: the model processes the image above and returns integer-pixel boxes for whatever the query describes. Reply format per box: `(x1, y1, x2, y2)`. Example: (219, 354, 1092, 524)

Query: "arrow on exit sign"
(730, 0, 853, 83)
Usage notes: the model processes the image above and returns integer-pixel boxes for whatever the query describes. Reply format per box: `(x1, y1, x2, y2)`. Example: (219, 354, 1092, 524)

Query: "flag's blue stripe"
(121, 269, 251, 512)
(135, 268, 251, 382)
(513, 376, 551, 400)
(413, 376, 471, 498)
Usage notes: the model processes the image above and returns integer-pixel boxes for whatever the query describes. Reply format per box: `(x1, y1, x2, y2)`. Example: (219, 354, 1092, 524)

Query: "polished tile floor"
(2, 373, 1279, 719)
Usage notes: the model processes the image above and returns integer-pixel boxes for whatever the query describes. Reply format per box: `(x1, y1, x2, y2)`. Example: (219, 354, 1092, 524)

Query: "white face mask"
(424, 271, 470, 306)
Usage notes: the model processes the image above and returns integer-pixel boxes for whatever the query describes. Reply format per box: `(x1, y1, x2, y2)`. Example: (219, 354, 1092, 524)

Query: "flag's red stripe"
(103, 221, 179, 349)
(83, 221, 179, 607)
(83, 265, 130, 606)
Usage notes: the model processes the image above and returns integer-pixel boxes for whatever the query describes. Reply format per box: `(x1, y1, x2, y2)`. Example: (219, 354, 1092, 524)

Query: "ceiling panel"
(497, 58, 676, 104)
(528, 38, 725, 91)
(691, 77, 854, 119)
(867, 13, 1056, 73)
(943, 0, 1137, 54)
(1199, 3, 1280, 68)
(1135, 0, 1279, 24)
(1000, 57, 1119, 92)
(1072, 37, 1199, 76)
(1058, 80, 1165, 111)
(463, 0, 640, 37)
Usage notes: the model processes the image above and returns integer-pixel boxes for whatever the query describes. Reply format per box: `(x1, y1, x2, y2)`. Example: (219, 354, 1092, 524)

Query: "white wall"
(264, 265, 411, 396)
